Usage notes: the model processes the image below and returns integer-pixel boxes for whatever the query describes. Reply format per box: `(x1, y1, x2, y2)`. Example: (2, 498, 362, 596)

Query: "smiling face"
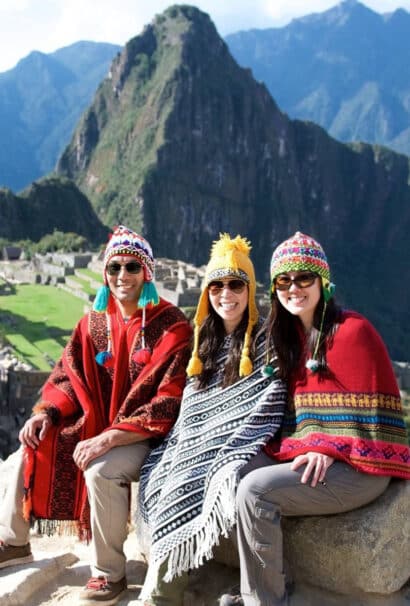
(105, 254, 145, 317)
(276, 271, 322, 330)
(208, 276, 249, 334)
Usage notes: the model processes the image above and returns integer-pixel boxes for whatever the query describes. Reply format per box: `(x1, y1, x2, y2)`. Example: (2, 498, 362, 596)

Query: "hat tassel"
(138, 281, 159, 308)
(186, 325, 203, 376)
(239, 331, 253, 377)
(93, 285, 110, 312)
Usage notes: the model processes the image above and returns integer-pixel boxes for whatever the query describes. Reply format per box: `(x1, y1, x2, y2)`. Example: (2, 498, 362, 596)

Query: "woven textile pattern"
(139, 326, 286, 580)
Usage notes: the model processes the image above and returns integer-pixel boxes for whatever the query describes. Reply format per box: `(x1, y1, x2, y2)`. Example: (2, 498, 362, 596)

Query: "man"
(0, 225, 192, 604)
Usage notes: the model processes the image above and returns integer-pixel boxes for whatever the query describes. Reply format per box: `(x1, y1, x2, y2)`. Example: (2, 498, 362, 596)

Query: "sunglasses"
(274, 272, 318, 291)
(208, 279, 247, 295)
(106, 261, 143, 276)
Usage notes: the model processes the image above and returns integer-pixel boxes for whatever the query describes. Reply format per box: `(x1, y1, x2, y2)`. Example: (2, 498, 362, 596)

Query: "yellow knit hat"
(187, 233, 258, 378)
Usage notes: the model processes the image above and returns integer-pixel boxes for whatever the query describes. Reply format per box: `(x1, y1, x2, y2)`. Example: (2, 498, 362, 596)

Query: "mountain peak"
(296, 0, 381, 28)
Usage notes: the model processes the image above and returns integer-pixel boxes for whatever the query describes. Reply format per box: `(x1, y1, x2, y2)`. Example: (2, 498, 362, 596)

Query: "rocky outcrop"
(215, 481, 410, 596)
(282, 479, 410, 595)
(135, 480, 410, 604)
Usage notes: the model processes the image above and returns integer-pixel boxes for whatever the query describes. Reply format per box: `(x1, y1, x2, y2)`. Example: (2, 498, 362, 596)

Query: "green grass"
(0, 283, 85, 370)
(67, 275, 96, 296)
(76, 267, 102, 282)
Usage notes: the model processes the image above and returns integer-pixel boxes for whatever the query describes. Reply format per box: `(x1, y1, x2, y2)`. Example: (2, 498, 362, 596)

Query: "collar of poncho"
(139, 325, 286, 583)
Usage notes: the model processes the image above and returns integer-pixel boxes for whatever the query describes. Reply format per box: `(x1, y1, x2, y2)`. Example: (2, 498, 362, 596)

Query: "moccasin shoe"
(79, 576, 127, 603)
(0, 541, 33, 569)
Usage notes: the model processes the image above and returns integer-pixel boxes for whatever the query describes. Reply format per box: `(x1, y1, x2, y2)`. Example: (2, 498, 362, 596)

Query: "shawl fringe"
(163, 475, 237, 581)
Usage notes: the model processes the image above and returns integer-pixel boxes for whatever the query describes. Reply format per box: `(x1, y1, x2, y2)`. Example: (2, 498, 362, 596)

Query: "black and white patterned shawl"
(138, 329, 286, 581)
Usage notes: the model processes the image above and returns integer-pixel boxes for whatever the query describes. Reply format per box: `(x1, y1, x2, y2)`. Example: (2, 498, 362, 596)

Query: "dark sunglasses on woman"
(106, 261, 143, 276)
(274, 272, 317, 291)
(208, 279, 247, 295)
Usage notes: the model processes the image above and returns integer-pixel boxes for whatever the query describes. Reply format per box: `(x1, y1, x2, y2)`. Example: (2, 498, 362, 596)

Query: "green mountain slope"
(0, 177, 108, 244)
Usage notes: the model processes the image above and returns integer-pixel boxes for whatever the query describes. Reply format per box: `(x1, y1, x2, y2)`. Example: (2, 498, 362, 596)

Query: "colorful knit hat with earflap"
(93, 225, 159, 367)
(270, 231, 335, 302)
(268, 231, 336, 374)
(187, 233, 258, 378)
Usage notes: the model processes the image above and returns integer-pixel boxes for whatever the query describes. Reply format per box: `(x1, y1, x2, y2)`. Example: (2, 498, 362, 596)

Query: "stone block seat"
(135, 479, 410, 605)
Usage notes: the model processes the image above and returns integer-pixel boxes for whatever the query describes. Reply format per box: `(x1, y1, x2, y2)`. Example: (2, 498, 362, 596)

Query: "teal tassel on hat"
(138, 282, 159, 308)
(323, 282, 336, 303)
(93, 285, 110, 312)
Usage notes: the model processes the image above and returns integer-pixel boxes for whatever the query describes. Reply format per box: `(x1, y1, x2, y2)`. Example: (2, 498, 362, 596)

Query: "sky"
(1, 0, 410, 73)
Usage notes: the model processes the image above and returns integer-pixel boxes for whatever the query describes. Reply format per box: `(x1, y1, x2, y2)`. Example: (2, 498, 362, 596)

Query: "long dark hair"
(196, 305, 250, 389)
(266, 289, 342, 382)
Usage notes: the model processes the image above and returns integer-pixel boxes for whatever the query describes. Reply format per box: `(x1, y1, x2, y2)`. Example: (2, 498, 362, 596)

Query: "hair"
(195, 304, 251, 389)
(266, 286, 342, 382)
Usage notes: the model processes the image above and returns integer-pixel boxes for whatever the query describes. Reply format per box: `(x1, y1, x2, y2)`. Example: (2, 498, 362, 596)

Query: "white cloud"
(1, 0, 410, 72)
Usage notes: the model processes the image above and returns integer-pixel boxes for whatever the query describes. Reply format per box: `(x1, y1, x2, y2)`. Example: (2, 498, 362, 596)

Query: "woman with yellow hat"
(220, 231, 410, 606)
(138, 234, 287, 605)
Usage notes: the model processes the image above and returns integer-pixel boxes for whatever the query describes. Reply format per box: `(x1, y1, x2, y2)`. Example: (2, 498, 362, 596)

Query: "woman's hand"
(290, 452, 335, 487)
(19, 413, 52, 449)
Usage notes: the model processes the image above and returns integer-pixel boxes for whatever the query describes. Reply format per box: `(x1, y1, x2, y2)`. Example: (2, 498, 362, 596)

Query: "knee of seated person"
(236, 471, 261, 512)
(83, 457, 109, 484)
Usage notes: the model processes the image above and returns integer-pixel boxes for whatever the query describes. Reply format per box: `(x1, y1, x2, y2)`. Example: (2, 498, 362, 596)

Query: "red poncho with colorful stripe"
(23, 298, 192, 537)
(265, 311, 410, 479)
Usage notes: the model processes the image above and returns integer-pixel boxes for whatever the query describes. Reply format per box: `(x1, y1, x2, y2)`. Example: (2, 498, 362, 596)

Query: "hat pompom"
(210, 234, 252, 272)
(95, 351, 114, 367)
(133, 348, 152, 365)
(306, 358, 320, 373)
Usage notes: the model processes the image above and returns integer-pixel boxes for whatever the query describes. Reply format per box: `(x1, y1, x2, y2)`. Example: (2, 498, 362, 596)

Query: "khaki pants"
(0, 441, 150, 582)
(236, 451, 390, 606)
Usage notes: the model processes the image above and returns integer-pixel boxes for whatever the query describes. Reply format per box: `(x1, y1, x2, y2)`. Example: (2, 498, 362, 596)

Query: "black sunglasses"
(106, 261, 143, 276)
(208, 279, 247, 295)
(274, 272, 318, 291)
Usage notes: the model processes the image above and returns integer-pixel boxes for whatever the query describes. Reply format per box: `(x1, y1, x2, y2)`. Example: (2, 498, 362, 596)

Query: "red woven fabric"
(265, 311, 410, 479)
(24, 298, 192, 535)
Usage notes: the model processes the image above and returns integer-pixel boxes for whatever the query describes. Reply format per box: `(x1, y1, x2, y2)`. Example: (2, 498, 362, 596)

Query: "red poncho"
(265, 311, 410, 479)
(24, 298, 192, 537)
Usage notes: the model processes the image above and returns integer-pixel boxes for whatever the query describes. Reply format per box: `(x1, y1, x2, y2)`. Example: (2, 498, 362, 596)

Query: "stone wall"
(0, 367, 49, 459)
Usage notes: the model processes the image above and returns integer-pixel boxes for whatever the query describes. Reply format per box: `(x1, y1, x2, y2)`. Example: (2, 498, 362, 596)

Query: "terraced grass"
(0, 283, 85, 370)
(76, 267, 102, 282)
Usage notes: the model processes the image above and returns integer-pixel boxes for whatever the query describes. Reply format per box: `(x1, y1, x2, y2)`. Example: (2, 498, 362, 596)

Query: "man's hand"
(19, 413, 52, 449)
(290, 452, 335, 487)
(73, 429, 146, 471)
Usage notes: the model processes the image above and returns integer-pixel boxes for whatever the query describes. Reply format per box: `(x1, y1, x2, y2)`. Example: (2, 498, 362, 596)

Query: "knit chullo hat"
(103, 225, 155, 282)
(270, 231, 335, 302)
(186, 233, 258, 378)
(93, 225, 159, 367)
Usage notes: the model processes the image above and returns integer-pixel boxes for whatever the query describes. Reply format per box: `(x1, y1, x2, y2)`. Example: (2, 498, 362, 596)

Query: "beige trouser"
(0, 441, 150, 582)
(236, 451, 391, 606)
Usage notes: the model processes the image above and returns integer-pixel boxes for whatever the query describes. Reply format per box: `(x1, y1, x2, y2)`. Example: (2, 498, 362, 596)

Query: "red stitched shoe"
(0, 541, 33, 569)
(79, 576, 127, 603)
